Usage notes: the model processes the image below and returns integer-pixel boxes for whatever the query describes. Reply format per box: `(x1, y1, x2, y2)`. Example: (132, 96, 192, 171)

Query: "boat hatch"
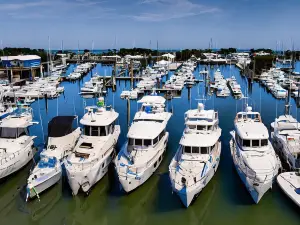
(75, 152, 90, 159)
(79, 142, 93, 149)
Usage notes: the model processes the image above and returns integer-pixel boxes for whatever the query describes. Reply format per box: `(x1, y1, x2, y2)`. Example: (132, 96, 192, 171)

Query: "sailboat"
(169, 103, 221, 207)
(229, 104, 281, 203)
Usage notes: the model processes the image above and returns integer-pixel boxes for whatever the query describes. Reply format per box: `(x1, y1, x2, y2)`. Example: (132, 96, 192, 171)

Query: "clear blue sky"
(0, 0, 299, 50)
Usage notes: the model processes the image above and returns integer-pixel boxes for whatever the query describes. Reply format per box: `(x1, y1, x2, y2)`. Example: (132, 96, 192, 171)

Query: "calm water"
(1, 62, 300, 225)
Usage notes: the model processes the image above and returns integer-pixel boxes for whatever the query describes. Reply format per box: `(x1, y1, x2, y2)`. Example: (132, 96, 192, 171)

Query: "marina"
(0, 58, 299, 225)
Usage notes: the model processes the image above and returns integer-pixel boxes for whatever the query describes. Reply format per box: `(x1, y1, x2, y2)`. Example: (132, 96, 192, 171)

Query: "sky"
(0, 0, 299, 50)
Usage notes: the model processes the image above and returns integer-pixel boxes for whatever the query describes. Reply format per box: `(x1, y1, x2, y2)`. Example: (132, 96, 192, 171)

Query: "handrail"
(231, 140, 276, 184)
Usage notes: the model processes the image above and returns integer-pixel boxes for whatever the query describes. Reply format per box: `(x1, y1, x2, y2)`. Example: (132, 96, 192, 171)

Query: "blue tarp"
(38, 157, 57, 168)
(145, 106, 152, 113)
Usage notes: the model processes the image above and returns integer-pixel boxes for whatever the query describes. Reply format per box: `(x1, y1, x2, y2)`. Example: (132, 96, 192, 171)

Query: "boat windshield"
(183, 146, 210, 154)
(0, 127, 27, 139)
(83, 125, 107, 136)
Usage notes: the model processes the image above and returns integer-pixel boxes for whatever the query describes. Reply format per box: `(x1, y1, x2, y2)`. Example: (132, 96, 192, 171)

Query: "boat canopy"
(48, 116, 76, 138)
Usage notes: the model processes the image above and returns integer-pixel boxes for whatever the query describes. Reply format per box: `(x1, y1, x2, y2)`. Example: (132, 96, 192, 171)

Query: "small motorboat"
(27, 157, 61, 200)
(26, 116, 81, 200)
(277, 170, 300, 207)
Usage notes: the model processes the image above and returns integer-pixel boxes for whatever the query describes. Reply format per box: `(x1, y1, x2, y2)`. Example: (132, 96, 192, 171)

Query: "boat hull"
(277, 172, 300, 207)
(117, 134, 168, 193)
(66, 149, 114, 195)
(230, 140, 273, 204)
(0, 144, 34, 179)
(28, 168, 62, 198)
(173, 155, 220, 207)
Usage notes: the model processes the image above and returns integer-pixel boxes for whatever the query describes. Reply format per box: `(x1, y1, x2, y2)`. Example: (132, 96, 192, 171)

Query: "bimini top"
(80, 106, 119, 126)
(138, 96, 166, 105)
(128, 121, 165, 139)
(48, 116, 76, 138)
(236, 122, 269, 140)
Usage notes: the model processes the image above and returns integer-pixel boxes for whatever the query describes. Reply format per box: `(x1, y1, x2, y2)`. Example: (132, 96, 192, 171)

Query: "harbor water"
(0, 62, 300, 225)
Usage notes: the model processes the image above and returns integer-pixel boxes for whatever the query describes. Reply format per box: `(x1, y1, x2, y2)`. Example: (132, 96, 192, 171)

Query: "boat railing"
(66, 145, 114, 171)
(231, 140, 276, 184)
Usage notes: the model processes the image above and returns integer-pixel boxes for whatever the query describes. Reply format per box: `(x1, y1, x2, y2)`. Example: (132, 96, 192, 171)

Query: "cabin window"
(189, 125, 196, 129)
(18, 128, 27, 137)
(135, 139, 142, 146)
(0, 128, 19, 139)
(192, 147, 199, 154)
(252, 140, 260, 147)
(129, 138, 134, 145)
(201, 147, 208, 154)
(84, 126, 90, 135)
(144, 139, 152, 146)
(243, 139, 251, 147)
(185, 146, 191, 153)
(153, 136, 159, 145)
(207, 125, 212, 131)
(100, 127, 106, 136)
(84, 126, 107, 136)
(111, 121, 115, 134)
(197, 126, 206, 131)
(91, 126, 99, 136)
(261, 139, 268, 146)
(159, 130, 165, 140)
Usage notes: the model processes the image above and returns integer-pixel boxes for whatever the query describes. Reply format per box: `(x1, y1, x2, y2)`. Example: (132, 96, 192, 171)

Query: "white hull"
(0, 145, 34, 179)
(28, 167, 62, 198)
(117, 133, 168, 193)
(230, 139, 274, 203)
(171, 151, 220, 207)
(277, 172, 300, 207)
(66, 148, 115, 195)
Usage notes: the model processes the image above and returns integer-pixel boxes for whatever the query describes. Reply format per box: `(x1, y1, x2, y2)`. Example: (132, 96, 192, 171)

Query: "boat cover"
(38, 157, 57, 168)
(48, 116, 76, 137)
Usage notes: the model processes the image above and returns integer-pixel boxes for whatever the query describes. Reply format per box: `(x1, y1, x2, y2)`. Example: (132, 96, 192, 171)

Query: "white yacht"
(0, 106, 38, 179)
(271, 84, 287, 99)
(115, 96, 172, 192)
(227, 76, 242, 96)
(169, 103, 221, 207)
(271, 115, 300, 170)
(120, 89, 138, 100)
(67, 72, 81, 81)
(27, 116, 81, 199)
(229, 105, 281, 203)
(65, 99, 120, 195)
(277, 170, 300, 207)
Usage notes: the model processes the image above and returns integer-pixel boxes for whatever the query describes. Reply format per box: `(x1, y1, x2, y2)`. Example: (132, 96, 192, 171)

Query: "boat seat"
(295, 188, 300, 195)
